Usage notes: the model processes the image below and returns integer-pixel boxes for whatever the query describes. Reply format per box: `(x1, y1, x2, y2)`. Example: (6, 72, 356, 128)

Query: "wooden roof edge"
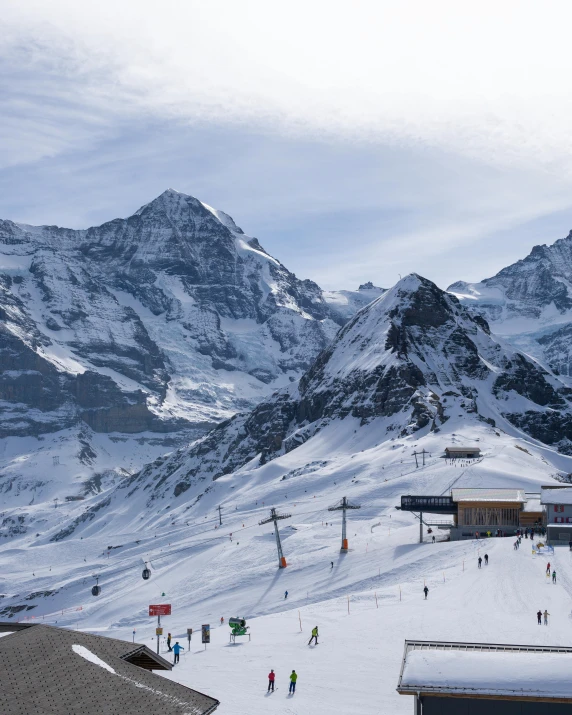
(120, 644, 173, 670)
(396, 688, 572, 703)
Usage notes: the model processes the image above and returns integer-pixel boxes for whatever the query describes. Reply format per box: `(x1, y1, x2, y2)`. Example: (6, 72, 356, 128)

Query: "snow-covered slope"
(322, 281, 386, 320)
(448, 229, 572, 378)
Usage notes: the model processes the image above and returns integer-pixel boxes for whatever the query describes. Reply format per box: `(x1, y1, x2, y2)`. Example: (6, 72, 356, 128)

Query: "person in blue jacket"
(173, 641, 184, 664)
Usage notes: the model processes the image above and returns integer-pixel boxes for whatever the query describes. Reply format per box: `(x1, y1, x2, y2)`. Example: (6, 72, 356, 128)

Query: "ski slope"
(2, 419, 572, 712)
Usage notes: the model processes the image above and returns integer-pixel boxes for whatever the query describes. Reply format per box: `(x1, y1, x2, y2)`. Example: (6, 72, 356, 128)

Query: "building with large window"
(399, 488, 545, 541)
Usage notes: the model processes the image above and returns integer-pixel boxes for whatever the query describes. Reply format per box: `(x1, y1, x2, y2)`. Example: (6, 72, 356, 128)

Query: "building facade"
(541, 486, 572, 544)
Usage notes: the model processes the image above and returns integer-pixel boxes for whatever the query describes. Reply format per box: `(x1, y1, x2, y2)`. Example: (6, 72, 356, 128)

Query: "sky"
(2, 0, 572, 290)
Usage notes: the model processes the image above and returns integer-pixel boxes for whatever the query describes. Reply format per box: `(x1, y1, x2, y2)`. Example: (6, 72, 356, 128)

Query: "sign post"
(149, 604, 171, 655)
(202, 624, 210, 651)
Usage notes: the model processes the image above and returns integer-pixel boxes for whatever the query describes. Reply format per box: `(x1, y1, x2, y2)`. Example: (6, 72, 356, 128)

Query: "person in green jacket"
(289, 670, 298, 694)
(308, 626, 318, 645)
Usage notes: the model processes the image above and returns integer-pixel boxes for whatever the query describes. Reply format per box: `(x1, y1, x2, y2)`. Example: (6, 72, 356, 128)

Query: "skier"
(423, 586, 429, 599)
(514, 541, 518, 550)
(308, 626, 318, 645)
(537, 610, 542, 625)
(569, 540, 572, 551)
(553, 570, 557, 584)
(478, 557, 482, 569)
(484, 554, 489, 565)
(432, 535, 436, 543)
(331, 561, 334, 569)
(167, 632, 172, 651)
(546, 562, 551, 575)
(267, 669, 275, 692)
(544, 609, 550, 625)
(220, 616, 224, 625)
(172, 641, 184, 664)
(289, 670, 298, 694)
(284, 590, 288, 599)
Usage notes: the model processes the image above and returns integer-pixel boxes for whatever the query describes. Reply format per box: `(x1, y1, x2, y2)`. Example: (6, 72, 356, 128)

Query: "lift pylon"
(328, 496, 361, 551)
(259, 507, 291, 568)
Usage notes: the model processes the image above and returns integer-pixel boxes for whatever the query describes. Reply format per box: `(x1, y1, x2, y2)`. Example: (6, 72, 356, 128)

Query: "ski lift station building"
(444, 446, 481, 459)
(397, 639, 572, 713)
(0, 622, 220, 714)
(399, 488, 545, 541)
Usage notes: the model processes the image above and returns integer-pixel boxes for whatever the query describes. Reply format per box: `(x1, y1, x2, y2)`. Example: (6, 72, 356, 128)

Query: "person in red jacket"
(268, 669, 276, 692)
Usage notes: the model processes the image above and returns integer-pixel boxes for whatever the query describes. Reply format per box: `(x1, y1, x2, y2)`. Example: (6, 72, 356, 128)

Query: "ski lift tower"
(259, 507, 291, 568)
(329, 496, 361, 551)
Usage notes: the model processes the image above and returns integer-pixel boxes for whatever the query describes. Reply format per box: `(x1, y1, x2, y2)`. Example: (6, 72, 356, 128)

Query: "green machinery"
(229, 617, 250, 643)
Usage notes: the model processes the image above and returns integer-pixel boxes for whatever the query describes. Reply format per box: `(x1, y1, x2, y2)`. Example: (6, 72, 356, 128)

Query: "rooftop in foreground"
(0, 622, 219, 715)
(397, 640, 572, 701)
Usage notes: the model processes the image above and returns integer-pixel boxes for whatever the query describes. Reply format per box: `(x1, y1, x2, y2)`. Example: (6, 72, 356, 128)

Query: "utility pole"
(217, 505, 223, 526)
(259, 507, 291, 568)
(421, 449, 427, 466)
(412, 451, 419, 468)
(328, 497, 361, 551)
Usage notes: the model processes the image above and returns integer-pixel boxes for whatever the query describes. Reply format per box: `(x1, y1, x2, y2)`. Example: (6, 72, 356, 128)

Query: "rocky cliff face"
(0, 190, 350, 439)
(115, 274, 572, 509)
(448, 230, 572, 377)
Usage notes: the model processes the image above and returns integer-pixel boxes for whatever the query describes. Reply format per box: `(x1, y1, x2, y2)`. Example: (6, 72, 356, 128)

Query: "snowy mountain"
(87, 273, 572, 523)
(448, 230, 572, 378)
(0, 189, 349, 438)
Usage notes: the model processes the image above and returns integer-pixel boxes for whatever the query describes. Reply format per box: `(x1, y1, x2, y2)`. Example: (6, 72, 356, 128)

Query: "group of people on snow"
(477, 554, 489, 568)
(537, 609, 550, 625)
(267, 669, 298, 694)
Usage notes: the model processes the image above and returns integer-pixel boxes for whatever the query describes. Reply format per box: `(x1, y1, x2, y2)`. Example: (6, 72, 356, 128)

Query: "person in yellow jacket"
(308, 626, 319, 646)
(289, 670, 298, 694)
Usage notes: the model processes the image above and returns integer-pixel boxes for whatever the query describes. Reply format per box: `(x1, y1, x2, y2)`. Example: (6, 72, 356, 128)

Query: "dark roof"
(0, 622, 219, 715)
(445, 446, 481, 452)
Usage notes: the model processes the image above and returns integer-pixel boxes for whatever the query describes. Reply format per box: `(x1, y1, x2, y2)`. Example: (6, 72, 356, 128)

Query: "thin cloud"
(3, 0, 572, 170)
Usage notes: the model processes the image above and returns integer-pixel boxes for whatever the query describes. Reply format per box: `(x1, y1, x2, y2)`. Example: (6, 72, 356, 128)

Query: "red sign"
(149, 604, 171, 616)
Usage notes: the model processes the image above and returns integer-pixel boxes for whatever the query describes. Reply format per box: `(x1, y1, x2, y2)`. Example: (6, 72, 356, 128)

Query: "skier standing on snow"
(553, 570, 557, 584)
(167, 632, 172, 651)
(267, 669, 275, 692)
(537, 610, 542, 625)
(289, 670, 298, 694)
(484, 554, 489, 565)
(546, 562, 551, 575)
(172, 641, 184, 664)
(331, 561, 334, 569)
(478, 557, 482, 569)
(544, 610, 550, 625)
(284, 590, 288, 599)
(423, 586, 429, 599)
(308, 626, 319, 645)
